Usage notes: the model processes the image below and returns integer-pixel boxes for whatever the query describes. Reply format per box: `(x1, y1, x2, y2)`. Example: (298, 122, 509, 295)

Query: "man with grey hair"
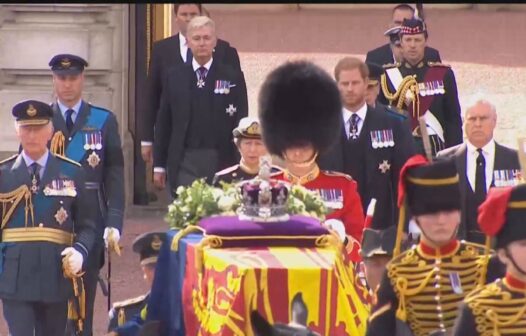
(141, 3, 241, 164)
(437, 99, 521, 243)
(153, 16, 248, 198)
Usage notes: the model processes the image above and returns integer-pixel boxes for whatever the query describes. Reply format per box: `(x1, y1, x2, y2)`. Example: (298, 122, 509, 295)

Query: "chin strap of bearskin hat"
(63, 251, 86, 335)
(50, 131, 66, 156)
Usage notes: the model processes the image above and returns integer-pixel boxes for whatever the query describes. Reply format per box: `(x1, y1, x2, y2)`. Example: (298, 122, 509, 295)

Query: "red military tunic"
(274, 166, 365, 259)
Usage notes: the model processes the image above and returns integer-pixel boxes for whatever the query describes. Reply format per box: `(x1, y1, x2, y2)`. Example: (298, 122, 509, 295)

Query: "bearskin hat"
(258, 60, 342, 157)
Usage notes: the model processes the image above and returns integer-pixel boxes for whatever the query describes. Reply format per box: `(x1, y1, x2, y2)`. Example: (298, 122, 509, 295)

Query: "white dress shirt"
(342, 103, 368, 139)
(192, 57, 213, 77)
(180, 33, 189, 63)
(21, 150, 49, 179)
(466, 140, 495, 192)
(153, 57, 214, 173)
(57, 99, 82, 124)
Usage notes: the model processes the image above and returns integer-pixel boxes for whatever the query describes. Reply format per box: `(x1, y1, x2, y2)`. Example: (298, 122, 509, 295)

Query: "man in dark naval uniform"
(48, 53, 125, 335)
(366, 155, 503, 336)
(107, 231, 166, 336)
(454, 184, 526, 335)
(379, 17, 462, 157)
(318, 56, 415, 230)
(365, 4, 441, 67)
(0, 100, 95, 335)
(140, 3, 242, 164)
(153, 15, 248, 198)
(213, 117, 281, 186)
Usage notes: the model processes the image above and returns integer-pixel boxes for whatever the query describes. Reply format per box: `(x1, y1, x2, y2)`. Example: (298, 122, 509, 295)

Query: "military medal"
(54, 206, 68, 225)
(378, 160, 391, 174)
(214, 80, 220, 94)
(449, 272, 463, 294)
(31, 175, 39, 194)
(318, 189, 344, 210)
(386, 129, 395, 147)
(95, 132, 102, 150)
(370, 131, 379, 149)
(419, 82, 426, 97)
(88, 151, 101, 168)
(225, 104, 237, 116)
(219, 80, 225, 94)
(83, 133, 90, 150)
(197, 78, 205, 88)
(224, 81, 231, 95)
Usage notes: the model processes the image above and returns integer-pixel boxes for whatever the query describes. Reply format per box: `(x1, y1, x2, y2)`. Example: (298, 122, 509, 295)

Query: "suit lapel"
(174, 33, 184, 63)
(52, 103, 69, 137)
(70, 101, 90, 136)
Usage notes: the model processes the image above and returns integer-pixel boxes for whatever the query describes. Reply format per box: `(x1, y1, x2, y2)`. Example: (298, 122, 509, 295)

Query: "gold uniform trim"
(466, 280, 526, 335)
(509, 201, 526, 209)
(387, 243, 487, 336)
(2, 227, 73, 245)
(406, 175, 459, 186)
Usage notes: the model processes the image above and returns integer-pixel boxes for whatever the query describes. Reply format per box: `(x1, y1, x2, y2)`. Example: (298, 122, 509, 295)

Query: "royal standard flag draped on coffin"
(182, 243, 370, 336)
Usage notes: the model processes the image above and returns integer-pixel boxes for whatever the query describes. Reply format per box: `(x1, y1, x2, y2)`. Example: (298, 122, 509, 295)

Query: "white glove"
(61, 247, 84, 275)
(104, 227, 121, 249)
(324, 219, 347, 242)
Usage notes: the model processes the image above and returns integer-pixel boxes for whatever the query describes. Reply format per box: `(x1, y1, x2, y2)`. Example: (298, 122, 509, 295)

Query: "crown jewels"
(237, 156, 289, 222)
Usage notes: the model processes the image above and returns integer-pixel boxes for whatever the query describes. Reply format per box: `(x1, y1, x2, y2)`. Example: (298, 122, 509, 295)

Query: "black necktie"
(65, 109, 74, 132)
(30, 162, 40, 193)
(186, 47, 193, 64)
(349, 113, 360, 140)
(475, 148, 486, 202)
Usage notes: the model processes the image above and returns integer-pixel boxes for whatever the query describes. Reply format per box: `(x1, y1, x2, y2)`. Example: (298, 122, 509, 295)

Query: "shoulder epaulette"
(112, 294, 148, 309)
(322, 170, 354, 181)
(382, 62, 400, 69)
(0, 154, 18, 165)
(427, 61, 451, 68)
(55, 154, 81, 167)
(215, 164, 239, 176)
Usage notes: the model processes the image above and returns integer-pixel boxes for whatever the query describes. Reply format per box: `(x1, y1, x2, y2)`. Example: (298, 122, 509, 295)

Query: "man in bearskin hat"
(453, 184, 526, 335)
(258, 60, 365, 259)
(379, 17, 462, 157)
(366, 155, 503, 336)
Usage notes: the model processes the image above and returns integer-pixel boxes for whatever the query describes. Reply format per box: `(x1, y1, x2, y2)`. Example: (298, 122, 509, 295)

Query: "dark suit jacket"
(365, 43, 441, 66)
(153, 61, 248, 190)
(51, 101, 125, 235)
(318, 104, 416, 230)
(142, 33, 242, 143)
(0, 153, 95, 302)
(437, 142, 521, 239)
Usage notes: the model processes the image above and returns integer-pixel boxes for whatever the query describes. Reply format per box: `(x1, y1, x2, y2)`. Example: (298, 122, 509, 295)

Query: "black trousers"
(2, 299, 68, 336)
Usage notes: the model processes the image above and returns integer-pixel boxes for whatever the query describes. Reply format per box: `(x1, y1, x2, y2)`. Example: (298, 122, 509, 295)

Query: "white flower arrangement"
(165, 178, 328, 229)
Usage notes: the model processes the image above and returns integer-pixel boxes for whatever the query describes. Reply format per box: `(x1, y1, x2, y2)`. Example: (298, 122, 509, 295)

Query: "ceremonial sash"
(65, 107, 109, 163)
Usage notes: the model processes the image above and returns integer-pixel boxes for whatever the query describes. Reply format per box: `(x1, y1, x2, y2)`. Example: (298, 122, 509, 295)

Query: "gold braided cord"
(0, 185, 34, 228)
(381, 74, 422, 124)
(50, 131, 66, 156)
(406, 175, 459, 186)
(509, 201, 526, 208)
(393, 201, 405, 258)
